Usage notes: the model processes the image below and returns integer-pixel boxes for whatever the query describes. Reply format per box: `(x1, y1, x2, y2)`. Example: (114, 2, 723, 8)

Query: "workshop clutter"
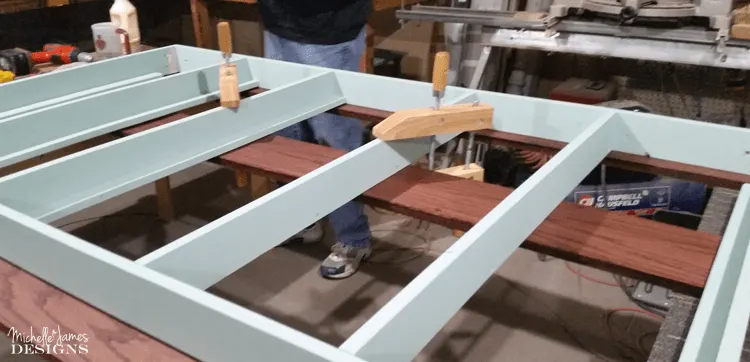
(0, 44, 94, 81)
(91, 0, 141, 58)
(0, 48, 33, 77)
(0, 0, 143, 83)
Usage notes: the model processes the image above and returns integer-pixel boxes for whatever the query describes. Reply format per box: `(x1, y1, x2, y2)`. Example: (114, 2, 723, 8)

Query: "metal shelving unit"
(397, 6, 750, 70)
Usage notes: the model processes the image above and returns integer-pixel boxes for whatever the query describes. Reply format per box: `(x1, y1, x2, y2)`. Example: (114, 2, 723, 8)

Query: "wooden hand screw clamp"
(218, 21, 240, 108)
(372, 51, 493, 144)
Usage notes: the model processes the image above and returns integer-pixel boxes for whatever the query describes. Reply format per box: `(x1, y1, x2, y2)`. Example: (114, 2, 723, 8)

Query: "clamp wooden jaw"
(372, 51, 494, 141)
(371, 102, 494, 141)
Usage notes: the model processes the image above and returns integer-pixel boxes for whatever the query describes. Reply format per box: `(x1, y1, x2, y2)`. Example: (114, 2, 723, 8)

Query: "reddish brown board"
(220, 136, 721, 296)
(0, 259, 193, 361)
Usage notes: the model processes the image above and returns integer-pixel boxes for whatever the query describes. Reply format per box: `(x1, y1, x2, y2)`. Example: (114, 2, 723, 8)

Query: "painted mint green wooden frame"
(0, 45, 747, 362)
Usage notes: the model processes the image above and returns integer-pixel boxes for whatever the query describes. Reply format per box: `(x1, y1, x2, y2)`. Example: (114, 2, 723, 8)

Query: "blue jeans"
(264, 29, 372, 248)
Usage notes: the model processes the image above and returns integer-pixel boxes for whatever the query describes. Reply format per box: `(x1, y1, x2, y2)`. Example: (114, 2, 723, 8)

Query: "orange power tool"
(31, 44, 94, 65)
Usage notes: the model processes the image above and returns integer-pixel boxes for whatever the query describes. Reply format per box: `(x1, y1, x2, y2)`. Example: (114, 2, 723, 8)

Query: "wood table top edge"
(0, 258, 194, 361)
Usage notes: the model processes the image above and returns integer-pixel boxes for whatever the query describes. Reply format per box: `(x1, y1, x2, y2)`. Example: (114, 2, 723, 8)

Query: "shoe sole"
(320, 251, 371, 280)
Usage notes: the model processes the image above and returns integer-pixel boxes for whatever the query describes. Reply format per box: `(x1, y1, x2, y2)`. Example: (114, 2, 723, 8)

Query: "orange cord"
(565, 262, 622, 287)
(517, 150, 551, 170)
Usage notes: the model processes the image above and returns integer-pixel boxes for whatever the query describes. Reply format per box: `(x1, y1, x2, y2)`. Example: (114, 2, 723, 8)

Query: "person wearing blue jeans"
(258, 0, 373, 279)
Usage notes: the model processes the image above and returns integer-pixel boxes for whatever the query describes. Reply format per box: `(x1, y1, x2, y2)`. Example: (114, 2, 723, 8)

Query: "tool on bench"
(217, 21, 240, 109)
(31, 44, 94, 65)
(0, 48, 33, 77)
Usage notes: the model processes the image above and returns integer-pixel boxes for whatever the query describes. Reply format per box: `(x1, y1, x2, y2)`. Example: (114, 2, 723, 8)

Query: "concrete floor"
(6, 162, 663, 361)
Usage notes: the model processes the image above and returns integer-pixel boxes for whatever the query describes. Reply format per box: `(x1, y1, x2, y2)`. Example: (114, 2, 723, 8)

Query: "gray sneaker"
(280, 222, 324, 246)
(319, 242, 371, 279)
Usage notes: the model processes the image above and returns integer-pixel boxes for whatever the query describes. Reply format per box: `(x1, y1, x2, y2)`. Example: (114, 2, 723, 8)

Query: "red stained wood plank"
(220, 136, 721, 296)
(0, 259, 194, 361)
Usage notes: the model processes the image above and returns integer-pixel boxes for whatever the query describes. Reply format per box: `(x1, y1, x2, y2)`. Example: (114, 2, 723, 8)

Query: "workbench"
(1, 46, 749, 361)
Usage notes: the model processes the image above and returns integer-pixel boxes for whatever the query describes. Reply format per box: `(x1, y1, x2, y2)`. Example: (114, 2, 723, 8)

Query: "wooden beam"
(155, 177, 175, 221)
(436, 163, 485, 237)
(218, 136, 719, 296)
(190, 0, 215, 49)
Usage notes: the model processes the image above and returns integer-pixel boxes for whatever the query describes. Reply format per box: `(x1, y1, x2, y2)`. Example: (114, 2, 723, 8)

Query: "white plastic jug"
(109, 0, 141, 53)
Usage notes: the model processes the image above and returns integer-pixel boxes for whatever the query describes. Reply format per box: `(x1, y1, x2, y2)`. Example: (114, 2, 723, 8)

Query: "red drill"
(31, 44, 93, 65)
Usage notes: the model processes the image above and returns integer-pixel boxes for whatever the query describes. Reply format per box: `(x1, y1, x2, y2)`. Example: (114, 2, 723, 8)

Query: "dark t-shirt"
(258, 0, 371, 45)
